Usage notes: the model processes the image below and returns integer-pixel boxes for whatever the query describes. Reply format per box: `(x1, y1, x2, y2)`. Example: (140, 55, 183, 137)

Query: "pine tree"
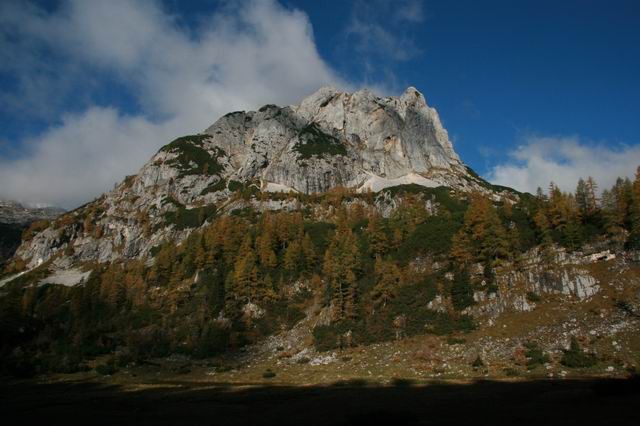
(323, 219, 360, 321)
(151, 243, 176, 286)
(233, 235, 259, 302)
(603, 178, 631, 248)
(575, 178, 588, 216)
(283, 240, 303, 276)
(371, 257, 402, 310)
(257, 233, 278, 269)
(451, 268, 474, 311)
(259, 274, 278, 304)
(585, 176, 599, 216)
(301, 233, 317, 273)
(628, 167, 640, 248)
(451, 193, 509, 267)
(367, 212, 388, 257)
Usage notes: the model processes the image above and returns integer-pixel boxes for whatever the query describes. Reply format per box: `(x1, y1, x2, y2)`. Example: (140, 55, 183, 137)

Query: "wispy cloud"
(342, 0, 425, 88)
(0, 0, 345, 208)
(346, 0, 425, 61)
(486, 135, 640, 194)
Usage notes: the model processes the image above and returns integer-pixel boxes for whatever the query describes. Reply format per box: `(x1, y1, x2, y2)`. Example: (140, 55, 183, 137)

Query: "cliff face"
(201, 86, 475, 194)
(12, 87, 500, 270)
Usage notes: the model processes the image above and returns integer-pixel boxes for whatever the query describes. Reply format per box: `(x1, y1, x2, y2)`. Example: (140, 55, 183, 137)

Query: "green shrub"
(526, 291, 542, 303)
(163, 204, 217, 230)
(193, 325, 230, 359)
(395, 216, 460, 260)
(161, 135, 225, 178)
(312, 324, 341, 352)
(472, 355, 484, 370)
(561, 337, 597, 368)
(524, 341, 550, 368)
(177, 365, 191, 375)
(503, 368, 521, 377)
(1, 354, 38, 378)
(200, 178, 227, 195)
(262, 368, 276, 379)
(95, 363, 117, 376)
(214, 364, 233, 373)
(391, 378, 416, 387)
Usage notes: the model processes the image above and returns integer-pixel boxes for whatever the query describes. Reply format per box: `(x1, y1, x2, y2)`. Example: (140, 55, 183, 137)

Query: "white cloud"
(345, 0, 425, 63)
(486, 136, 640, 194)
(0, 0, 345, 208)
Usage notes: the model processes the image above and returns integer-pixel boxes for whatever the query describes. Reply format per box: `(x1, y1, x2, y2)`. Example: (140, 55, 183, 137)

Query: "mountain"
(12, 87, 509, 270)
(1, 87, 638, 384)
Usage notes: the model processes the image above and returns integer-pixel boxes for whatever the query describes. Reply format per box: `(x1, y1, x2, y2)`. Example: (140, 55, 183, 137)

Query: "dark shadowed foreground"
(1, 376, 639, 425)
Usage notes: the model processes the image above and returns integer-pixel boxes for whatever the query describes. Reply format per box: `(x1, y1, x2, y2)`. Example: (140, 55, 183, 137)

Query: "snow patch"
(357, 172, 439, 192)
(38, 268, 91, 287)
(262, 181, 299, 193)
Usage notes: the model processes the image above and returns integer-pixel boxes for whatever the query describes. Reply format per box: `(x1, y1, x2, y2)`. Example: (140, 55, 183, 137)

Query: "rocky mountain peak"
(198, 86, 474, 195)
(11, 86, 506, 269)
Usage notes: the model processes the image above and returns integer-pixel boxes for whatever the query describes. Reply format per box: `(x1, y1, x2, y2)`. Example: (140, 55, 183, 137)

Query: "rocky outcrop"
(463, 247, 601, 321)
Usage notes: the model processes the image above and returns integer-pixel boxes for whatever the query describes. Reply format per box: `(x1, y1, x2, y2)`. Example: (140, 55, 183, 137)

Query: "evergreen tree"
(603, 178, 632, 248)
(257, 233, 278, 270)
(451, 268, 474, 311)
(585, 176, 599, 216)
(283, 240, 303, 276)
(575, 178, 588, 216)
(628, 167, 640, 248)
(367, 212, 388, 257)
(371, 257, 402, 309)
(301, 233, 317, 272)
(323, 218, 360, 321)
(451, 193, 509, 266)
(233, 235, 259, 302)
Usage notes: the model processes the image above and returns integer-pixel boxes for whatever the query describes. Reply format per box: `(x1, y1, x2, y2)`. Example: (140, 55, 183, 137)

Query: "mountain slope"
(1, 87, 639, 382)
(11, 87, 508, 270)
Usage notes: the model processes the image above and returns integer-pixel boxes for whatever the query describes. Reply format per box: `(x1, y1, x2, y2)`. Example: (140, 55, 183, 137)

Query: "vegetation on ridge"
(161, 134, 226, 178)
(294, 123, 347, 159)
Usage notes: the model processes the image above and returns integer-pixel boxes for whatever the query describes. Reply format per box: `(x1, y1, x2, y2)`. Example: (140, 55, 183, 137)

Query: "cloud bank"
(0, 0, 344, 208)
(486, 136, 640, 195)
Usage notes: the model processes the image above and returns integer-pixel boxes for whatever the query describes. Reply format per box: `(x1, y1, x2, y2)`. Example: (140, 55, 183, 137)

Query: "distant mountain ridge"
(0, 199, 64, 269)
(0, 199, 64, 225)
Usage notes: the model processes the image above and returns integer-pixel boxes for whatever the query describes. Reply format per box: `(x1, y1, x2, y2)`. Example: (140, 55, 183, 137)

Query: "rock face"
(11, 86, 498, 269)
(203, 86, 477, 194)
(464, 247, 602, 321)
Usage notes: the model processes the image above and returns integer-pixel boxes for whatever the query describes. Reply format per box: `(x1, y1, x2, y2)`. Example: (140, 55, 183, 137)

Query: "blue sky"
(1, 0, 639, 207)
